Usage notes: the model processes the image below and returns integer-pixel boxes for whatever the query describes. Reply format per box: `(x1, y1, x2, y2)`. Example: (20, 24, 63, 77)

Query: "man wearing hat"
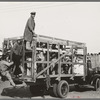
(24, 12, 37, 50)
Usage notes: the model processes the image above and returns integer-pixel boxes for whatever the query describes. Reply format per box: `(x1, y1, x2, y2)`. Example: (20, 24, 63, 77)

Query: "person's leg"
(5, 71, 27, 87)
(19, 64, 24, 74)
(16, 56, 22, 75)
(13, 60, 18, 76)
(26, 41, 32, 50)
(14, 55, 22, 76)
(5, 71, 16, 87)
(12, 53, 16, 74)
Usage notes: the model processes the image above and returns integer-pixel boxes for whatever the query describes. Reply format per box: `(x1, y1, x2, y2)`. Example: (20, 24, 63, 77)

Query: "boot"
(26, 42, 32, 50)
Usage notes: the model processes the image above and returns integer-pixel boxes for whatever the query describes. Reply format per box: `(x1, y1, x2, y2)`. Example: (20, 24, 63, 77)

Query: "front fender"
(90, 74, 100, 86)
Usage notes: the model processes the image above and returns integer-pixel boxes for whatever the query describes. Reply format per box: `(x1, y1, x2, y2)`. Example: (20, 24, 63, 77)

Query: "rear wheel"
(57, 80, 69, 98)
(94, 78, 100, 91)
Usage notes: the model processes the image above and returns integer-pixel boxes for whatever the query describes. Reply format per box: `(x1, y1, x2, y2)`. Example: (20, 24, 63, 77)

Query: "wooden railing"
(36, 51, 71, 78)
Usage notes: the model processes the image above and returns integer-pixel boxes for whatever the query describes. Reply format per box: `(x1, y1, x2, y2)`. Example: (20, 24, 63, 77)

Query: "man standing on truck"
(24, 12, 37, 50)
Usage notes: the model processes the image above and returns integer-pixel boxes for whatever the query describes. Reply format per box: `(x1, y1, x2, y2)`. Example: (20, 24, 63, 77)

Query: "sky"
(0, 2, 100, 53)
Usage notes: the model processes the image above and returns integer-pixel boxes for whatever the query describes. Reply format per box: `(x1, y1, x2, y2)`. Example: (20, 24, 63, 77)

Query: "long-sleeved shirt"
(0, 60, 13, 72)
(24, 16, 35, 42)
(12, 42, 22, 55)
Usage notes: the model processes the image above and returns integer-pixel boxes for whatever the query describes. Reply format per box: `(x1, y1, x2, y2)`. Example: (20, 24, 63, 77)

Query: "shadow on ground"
(1, 86, 60, 99)
(69, 85, 94, 92)
(1, 82, 95, 99)
(1, 86, 53, 98)
(1, 86, 32, 98)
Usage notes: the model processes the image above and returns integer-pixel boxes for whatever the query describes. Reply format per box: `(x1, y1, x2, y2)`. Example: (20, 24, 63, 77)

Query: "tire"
(94, 78, 100, 91)
(57, 80, 69, 98)
(53, 83, 58, 97)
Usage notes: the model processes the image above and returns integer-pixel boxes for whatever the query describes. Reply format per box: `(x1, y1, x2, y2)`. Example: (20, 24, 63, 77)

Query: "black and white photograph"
(0, 2, 100, 99)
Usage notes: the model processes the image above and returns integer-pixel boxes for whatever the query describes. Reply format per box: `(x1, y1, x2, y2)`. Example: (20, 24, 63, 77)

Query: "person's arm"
(13, 43, 18, 53)
(2, 60, 14, 67)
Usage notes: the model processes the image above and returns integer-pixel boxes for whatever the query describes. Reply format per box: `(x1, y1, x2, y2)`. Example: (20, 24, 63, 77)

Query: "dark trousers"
(12, 53, 22, 75)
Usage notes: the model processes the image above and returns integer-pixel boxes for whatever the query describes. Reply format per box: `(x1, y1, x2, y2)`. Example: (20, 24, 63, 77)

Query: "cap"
(30, 12, 36, 15)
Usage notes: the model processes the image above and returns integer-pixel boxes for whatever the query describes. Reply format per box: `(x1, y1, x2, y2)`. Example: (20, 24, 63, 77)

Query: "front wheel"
(57, 80, 69, 98)
(94, 78, 100, 91)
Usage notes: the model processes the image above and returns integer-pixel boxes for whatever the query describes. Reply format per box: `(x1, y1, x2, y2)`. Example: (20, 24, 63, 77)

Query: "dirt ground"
(0, 80, 100, 99)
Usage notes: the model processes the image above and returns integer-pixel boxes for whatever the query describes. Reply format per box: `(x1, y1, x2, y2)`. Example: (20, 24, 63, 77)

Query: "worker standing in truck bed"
(24, 12, 37, 50)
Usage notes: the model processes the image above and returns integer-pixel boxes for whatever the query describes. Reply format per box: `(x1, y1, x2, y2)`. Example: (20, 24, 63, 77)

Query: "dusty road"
(0, 80, 100, 99)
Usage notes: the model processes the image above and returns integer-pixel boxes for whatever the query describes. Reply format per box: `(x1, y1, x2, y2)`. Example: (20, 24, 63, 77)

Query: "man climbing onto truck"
(0, 54, 16, 87)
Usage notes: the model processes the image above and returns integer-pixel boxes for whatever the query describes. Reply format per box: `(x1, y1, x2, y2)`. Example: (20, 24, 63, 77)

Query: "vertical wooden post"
(22, 39, 25, 76)
(58, 43, 61, 81)
(66, 40, 69, 46)
(71, 46, 74, 75)
(47, 41, 49, 75)
(32, 39, 36, 82)
(2, 41, 4, 54)
(84, 47, 87, 77)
